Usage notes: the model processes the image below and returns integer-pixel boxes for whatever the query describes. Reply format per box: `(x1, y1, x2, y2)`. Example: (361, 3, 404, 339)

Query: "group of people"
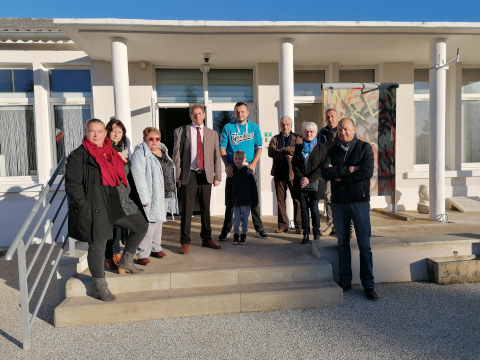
(65, 102, 377, 303)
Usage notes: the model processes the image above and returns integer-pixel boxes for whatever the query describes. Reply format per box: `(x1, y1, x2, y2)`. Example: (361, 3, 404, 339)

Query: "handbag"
(301, 179, 319, 192)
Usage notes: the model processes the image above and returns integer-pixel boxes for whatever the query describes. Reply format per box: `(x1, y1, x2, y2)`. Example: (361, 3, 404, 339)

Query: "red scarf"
(82, 137, 128, 187)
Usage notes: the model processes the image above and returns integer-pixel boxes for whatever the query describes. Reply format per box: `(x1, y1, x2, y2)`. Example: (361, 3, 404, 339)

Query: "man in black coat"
(321, 118, 378, 301)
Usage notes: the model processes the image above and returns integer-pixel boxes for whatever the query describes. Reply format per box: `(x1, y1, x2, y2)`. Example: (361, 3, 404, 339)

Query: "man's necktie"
(196, 127, 204, 169)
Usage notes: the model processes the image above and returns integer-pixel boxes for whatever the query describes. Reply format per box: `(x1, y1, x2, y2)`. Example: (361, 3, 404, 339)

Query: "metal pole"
(17, 241, 31, 350)
(429, 39, 447, 221)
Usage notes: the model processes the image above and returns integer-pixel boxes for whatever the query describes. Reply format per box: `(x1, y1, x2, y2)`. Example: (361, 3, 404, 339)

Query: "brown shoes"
(275, 227, 288, 233)
(151, 251, 166, 258)
(104, 258, 118, 270)
(137, 258, 151, 266)
(202, 240, 221, 249)
(179, 244, 189, 254)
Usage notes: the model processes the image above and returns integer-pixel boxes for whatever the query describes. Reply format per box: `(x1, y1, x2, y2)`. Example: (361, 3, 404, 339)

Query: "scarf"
(302, 137, 317, 157)
(82, 137, 128, 187)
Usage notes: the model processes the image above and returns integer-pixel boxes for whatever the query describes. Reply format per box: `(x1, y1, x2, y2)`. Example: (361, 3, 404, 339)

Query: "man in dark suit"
(173, 104, 222, 254)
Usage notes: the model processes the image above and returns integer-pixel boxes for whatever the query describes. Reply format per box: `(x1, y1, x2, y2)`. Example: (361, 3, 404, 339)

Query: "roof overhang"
(53, 19, 480, 67)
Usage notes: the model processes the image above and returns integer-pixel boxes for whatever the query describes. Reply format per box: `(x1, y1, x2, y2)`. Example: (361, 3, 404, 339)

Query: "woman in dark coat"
(292, 122, 327, 244)
(65, 119, 148, 302)
(103, 118, 129, 270)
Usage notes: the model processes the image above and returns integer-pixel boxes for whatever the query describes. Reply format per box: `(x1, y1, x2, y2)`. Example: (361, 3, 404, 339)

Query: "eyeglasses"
(147, 137, 160, 142)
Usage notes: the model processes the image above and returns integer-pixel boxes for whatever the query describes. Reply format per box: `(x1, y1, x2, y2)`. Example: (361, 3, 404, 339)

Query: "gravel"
(1, 265, 479, 360)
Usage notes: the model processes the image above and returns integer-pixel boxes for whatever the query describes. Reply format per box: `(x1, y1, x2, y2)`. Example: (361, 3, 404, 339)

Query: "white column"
(429, 39, 447, 221)
(279, 39, 295, 227)
(32, 61, 53, 182)
(111, 37, 132, 151)
(279, 39, 294, 120)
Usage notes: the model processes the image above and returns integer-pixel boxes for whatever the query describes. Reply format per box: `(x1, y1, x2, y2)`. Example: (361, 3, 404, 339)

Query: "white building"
(1, 18, 479, 246)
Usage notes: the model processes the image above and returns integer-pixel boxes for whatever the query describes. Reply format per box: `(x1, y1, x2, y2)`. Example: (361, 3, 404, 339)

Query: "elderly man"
(316, 109, 340, 236)
(218, 101, 268, 240)
(268, 116, 303, 233)
(321, 118, 377, 301)
(173, 104, 222, 254)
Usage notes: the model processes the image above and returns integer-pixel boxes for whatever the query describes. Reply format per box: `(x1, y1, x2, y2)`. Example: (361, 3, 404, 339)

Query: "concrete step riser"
(56, 282, 343, 327)
(67, 262, 333, 297)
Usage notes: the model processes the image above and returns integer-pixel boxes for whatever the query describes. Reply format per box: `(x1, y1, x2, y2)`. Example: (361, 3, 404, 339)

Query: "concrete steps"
(55, 261, 343, 327)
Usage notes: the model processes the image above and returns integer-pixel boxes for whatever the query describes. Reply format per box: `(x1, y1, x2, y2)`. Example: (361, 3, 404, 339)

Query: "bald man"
(321, 118, 377, 301)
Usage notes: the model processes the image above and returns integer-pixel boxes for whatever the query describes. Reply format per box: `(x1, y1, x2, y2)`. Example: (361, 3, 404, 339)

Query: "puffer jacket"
(321, 137, 374, 203)
(130, 142, 179, 223)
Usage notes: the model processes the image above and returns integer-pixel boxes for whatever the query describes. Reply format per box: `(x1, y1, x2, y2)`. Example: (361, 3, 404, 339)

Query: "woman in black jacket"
(103, 118, 129, 270)
(65, 119, 148, 302)
(292, 122, 327, 244)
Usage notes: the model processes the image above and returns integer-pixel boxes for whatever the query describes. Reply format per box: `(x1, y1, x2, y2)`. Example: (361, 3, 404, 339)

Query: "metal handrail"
(4, 157, 71, 350)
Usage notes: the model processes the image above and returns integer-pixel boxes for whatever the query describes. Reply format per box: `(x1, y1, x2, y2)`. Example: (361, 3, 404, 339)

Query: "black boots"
(301, 234, 310, 244)
(92, 277, 117, 302)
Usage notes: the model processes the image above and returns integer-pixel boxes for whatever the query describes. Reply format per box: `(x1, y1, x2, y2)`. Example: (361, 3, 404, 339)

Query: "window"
(294, 71, 325, 96)
(294, 103, 323, 136)
(339, 69, 375, 83)
(462, 69, 480, 164)
(208, 69, 253, 103)
(53, 105, 91, 167)
(0, 69, 34, 98)
(156, 68, 254, 103)
(50, 70, 92, 97)
(156, 69, 203, 103)
(414, 70, 430, 165)
(0, 106, 37, 177)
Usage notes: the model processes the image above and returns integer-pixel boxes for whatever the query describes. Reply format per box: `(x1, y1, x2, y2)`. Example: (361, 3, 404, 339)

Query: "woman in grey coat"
(131, 127, 178, 266)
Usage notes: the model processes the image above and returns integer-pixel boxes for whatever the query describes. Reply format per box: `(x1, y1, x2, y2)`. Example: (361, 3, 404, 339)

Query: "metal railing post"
(17, 240, 31, 350)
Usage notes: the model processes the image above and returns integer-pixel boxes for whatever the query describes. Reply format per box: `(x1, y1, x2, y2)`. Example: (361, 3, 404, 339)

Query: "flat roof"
(53, 19, 480, 66)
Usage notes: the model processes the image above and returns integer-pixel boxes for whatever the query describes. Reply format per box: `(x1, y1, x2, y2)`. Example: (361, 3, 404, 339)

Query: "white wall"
(256, 63, 280, 216)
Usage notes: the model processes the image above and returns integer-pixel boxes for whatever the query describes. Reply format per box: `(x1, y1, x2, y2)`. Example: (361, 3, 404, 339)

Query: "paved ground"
(1, 210, 479, 359)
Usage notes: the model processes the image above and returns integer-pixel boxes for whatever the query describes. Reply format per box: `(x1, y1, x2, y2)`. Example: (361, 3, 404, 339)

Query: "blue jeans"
(233, 206, 250, 234)
(331, 202, 374, 289)
(299, 196, 320, 236)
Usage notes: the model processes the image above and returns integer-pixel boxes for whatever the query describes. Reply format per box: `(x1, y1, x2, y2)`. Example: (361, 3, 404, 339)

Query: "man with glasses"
(173, 104, 223, 254)
(218, 102, 268, 240)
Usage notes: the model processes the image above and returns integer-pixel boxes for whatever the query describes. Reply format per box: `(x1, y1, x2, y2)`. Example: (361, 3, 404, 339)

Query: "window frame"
(0, 66, 37, 182)
(0, 67, 35, 98)
(154, 67, 256, 105)
(46, 66, 93, 170)
(461, 66, 480, 169)
(414, 68, 430, 169)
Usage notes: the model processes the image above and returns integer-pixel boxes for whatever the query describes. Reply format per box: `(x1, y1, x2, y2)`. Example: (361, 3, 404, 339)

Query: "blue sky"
(1, 0, 480, 22)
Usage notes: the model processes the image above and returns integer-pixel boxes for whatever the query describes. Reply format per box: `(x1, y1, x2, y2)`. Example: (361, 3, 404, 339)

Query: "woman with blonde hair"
(65, 119, 148, 302)
(131, 127, 178, 265)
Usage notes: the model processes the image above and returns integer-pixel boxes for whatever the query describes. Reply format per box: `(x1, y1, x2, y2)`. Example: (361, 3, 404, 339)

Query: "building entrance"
(158, 107, 190, 158)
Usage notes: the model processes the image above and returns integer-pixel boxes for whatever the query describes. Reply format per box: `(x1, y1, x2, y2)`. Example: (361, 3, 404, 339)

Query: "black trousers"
(180, 171, 212, 244)
(221, 171, 264, 233)
(88, 211, 148, 278)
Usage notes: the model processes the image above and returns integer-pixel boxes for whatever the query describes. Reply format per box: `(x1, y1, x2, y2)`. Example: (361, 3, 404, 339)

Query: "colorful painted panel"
(323, 87, 396, 196)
